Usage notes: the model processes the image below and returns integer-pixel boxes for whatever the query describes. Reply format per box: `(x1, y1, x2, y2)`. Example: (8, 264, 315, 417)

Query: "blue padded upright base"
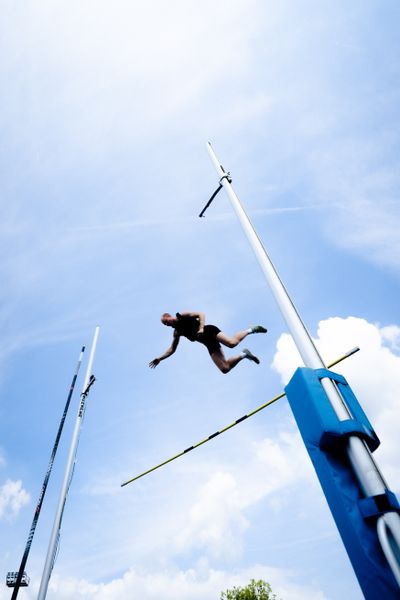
(285, 367, 399, 599)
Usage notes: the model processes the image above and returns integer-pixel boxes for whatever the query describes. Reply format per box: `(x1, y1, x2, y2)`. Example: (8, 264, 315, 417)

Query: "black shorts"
(197, 324, 221, 354)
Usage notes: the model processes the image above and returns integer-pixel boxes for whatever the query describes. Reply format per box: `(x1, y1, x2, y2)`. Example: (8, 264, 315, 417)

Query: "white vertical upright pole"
(10, 346, 85, 600)
(206, 142, 400, 584)
(37, 326, 100, 600)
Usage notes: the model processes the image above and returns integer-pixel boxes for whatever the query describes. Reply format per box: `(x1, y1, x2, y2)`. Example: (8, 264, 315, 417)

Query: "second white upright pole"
(37, 326, 100, 600)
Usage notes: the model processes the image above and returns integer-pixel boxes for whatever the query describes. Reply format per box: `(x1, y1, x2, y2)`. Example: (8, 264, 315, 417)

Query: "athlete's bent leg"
(210, 349, 244, 374)
(216, 330, 250, 349)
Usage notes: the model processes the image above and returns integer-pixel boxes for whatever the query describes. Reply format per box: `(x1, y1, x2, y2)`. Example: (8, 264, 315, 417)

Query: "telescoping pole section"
(37, 326, 100, 600)
(9, 346, 85, 600)
(206, 143, 400, 597)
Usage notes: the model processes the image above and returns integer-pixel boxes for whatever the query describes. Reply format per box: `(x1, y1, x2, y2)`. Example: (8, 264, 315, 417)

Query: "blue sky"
(1, 1, 400, 598)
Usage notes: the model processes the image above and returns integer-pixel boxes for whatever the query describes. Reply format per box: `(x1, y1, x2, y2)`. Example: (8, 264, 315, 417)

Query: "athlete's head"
(161, 313, 176, 326)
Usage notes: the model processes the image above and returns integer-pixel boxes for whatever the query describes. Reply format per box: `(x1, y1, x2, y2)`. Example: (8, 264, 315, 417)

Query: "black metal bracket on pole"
(199, 169, 232, 218)
(77, 375, 96, 419)
(81, 375, 96, 399)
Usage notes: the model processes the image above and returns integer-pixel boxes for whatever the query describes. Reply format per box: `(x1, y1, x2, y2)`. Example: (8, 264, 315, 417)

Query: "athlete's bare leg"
(216, 330, 250, 349)
(209, 348, 245, 374)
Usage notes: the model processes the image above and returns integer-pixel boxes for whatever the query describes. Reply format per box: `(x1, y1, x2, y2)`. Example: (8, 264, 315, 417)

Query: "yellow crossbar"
(121, 347, 359, 487)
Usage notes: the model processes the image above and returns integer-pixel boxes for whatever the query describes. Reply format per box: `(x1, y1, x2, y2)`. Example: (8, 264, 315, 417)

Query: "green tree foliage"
(220, 578, 279, 600)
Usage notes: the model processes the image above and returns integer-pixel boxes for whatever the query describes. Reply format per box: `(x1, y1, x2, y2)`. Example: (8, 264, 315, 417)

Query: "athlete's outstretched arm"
(149, 331, 180, 368)
(180, 311, 205, 334)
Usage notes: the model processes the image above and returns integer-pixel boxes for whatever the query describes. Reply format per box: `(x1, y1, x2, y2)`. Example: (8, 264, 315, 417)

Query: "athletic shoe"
(242, 348, 260, 364)
(251, 325, 268, 334)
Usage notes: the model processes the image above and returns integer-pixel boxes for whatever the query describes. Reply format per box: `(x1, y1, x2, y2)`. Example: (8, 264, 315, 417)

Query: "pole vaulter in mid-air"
(149, 311, 267, 373)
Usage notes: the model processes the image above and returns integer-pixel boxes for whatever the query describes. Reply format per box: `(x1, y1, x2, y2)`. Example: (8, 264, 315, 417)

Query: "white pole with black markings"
(37, 326, 100, 600)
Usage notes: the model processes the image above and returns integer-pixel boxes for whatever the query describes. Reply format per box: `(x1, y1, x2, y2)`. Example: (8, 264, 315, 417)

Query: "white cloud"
(381, 325, 400, 352)
(311, 148, 400, 271)
(174, 429, 314, 560)
(0, 479, 30, 520)
(175, 471, 249, 559)
(12, 563, 327, 600)
(271, 316, 400, 487)
(1, 0, 263, 166)
(249, 430, 314, 499)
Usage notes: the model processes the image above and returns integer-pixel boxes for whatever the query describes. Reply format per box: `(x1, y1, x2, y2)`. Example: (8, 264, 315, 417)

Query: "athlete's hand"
(197, 328, 205, 339)
(149, 358, 160, 369)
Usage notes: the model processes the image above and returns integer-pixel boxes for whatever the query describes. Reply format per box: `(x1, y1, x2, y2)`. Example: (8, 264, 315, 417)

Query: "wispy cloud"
(15, 563, 328, 600)
(0, 479, 30, 521)
(174, 429, 313, 559)
(67, 204, 329, 236)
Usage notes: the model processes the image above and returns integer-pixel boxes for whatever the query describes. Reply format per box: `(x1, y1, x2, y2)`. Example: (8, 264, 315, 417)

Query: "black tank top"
(174, 313, 199, 342)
